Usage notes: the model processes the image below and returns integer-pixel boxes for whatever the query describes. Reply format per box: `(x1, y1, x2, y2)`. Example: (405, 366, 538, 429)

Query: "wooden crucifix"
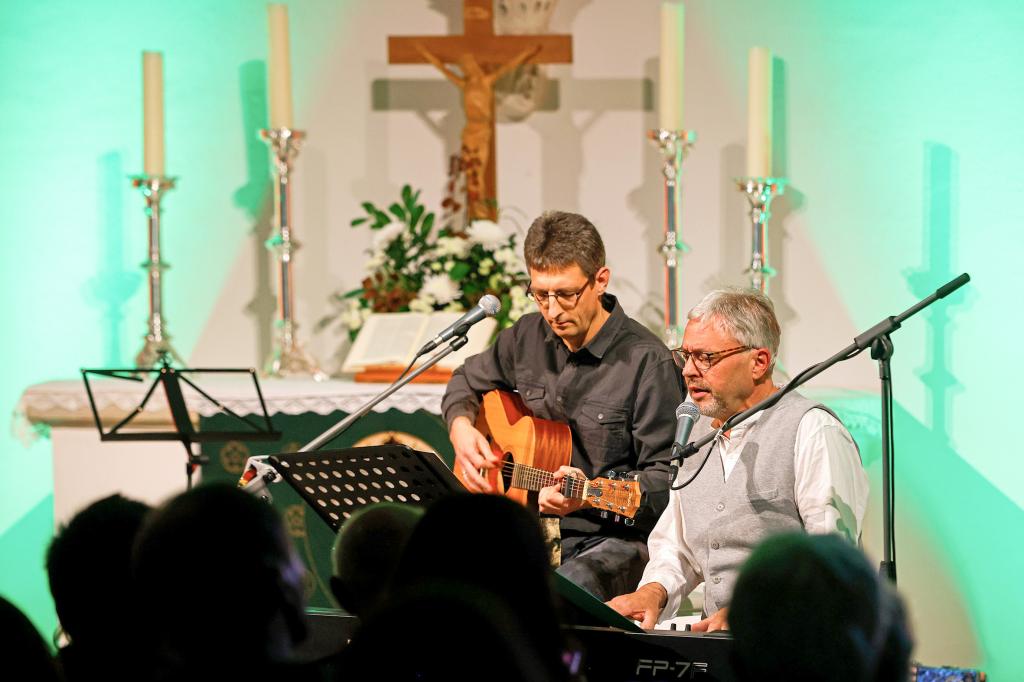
(389, 0, 572, 221)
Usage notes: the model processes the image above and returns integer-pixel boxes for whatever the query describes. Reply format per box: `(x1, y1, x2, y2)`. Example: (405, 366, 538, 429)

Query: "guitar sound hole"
(500, 453, 514, 493)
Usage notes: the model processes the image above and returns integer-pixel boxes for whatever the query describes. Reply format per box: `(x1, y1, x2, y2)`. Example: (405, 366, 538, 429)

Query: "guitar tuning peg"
(600, 511, 609, 519)
(614, 514, 621, 523)
(632, 472, 640, 481)
(606, 470, 617, 480)
(624, 518, 635, 527)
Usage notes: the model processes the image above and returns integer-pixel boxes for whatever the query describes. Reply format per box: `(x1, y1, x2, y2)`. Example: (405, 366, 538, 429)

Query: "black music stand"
(81, 358, 280, 488)
(259, 444, 464, 532)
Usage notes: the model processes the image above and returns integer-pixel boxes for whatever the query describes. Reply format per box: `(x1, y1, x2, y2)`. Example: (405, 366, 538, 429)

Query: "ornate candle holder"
(131, 174, 185, 368)
(735, 176, 787, 293)
(261, 127, 326, 381)
(648, 128, 696, 348)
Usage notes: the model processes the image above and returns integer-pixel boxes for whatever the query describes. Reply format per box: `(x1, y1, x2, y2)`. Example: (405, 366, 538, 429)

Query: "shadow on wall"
(232, 60, 275, 368)
(904, 142, 965, 439)
(84, 152, 141, 367)
(622, 56, 667, 332)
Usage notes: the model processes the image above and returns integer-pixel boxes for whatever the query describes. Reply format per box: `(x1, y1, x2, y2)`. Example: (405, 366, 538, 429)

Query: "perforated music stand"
(262, 444, 464, 532)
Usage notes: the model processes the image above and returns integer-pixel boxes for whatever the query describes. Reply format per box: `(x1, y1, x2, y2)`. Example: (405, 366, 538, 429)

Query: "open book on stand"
(342, 312, 497, 383)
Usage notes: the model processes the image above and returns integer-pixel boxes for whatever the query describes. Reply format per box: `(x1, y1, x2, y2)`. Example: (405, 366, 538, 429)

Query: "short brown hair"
(523, 211, 606, 278)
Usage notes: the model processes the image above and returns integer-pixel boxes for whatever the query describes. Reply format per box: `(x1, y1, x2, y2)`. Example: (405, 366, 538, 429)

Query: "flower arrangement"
(324, 185, 532, 341)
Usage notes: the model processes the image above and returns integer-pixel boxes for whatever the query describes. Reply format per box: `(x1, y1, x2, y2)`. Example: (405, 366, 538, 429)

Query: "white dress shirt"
(640, 406, 870, 622)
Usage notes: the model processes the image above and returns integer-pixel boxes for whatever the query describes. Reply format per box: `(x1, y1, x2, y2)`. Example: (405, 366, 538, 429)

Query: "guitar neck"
(507, 462, 586, 499)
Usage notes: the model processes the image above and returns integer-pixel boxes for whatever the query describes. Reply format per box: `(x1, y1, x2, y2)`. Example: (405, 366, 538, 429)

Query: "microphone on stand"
(670, 401, 701, 463)
(416, 294, 502, 355)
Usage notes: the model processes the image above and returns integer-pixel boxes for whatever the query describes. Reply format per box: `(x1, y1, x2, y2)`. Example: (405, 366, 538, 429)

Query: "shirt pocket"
(577, 401, 630, 455)
(517, 382, 547, 414)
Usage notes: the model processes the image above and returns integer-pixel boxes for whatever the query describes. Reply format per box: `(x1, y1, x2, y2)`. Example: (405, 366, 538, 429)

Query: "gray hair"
(688, 288, 780, 370)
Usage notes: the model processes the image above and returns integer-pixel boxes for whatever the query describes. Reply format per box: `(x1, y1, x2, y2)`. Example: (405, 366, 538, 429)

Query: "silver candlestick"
(648, 128, 696, 348)
(131, 174, 185, 368)
(736, 176, 787, 293)
(261, 127, 325, 380)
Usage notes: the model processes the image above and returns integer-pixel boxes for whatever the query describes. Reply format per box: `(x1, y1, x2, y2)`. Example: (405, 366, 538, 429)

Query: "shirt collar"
(716, 408, 764, 442)
(543, 293, 625, 359)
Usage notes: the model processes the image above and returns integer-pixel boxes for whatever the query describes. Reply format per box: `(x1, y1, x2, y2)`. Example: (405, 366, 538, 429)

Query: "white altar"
(17, 377, 448, 526)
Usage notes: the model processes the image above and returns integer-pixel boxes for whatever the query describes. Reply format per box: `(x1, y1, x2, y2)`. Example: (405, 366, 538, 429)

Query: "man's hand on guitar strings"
(450, 416, 499, 493)
(538, 465, 587, 516)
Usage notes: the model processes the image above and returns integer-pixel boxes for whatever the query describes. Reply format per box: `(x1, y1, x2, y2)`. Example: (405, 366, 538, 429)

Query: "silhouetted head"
(393, 493, 565, 678)
(729, 532, 913, 682)
(0, 596, 60, 682)
(132, 484, 307, 673)
(344, 581, 562, 682)
(330, 502, 423, 617)
(46, 494, 150, 648)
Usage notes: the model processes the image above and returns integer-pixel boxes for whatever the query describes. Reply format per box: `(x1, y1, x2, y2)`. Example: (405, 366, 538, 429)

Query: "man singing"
(442, 211, 684, 600)
(608, 288, 870, 630)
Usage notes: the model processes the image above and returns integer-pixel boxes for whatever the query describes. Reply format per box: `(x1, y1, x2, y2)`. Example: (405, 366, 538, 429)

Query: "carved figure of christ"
(414, 43, 538, 220)
(388, 0, 572, 221)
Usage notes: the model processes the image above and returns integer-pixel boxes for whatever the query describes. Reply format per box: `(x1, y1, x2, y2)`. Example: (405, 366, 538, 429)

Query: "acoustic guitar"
(453, 390, 643, 522)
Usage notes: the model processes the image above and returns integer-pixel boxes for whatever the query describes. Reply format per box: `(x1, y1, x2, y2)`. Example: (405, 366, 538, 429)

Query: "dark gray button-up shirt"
(442, 294, 685, 537)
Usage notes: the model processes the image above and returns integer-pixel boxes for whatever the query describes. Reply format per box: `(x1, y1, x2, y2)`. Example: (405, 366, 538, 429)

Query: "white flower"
(365, 251, 386, 272)
(408, 297, 433, 313)
(372, 221, 406, 249)
(420, 274, 461, 305)
(466, 220, 508, 250)
(436, 236, 471, 258)
(509, 285, 532, 322)
(494, 246, 522, 272)
(341, 299, 366, 330)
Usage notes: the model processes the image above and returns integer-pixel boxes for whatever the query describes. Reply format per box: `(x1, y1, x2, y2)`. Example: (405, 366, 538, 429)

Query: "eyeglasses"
(526, 279, 593, 310)
(671, 345, 751, 372)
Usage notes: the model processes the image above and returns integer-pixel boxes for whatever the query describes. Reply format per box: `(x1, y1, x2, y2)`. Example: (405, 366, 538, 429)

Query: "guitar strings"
(497, 461, 587, 496)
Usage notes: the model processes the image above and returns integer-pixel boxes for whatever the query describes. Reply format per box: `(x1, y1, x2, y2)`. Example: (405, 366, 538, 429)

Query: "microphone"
(671, 401, 701, 455)
(417, 294, 502, 355)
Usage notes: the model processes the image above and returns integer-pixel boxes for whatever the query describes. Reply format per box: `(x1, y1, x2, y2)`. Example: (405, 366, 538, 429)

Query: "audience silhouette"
(132, 483, 310, 681)
(728, 532, 913, 682)
(329, 502, 423, 618)
(46, 493, 150, 682)
(0, 595, 60, 682)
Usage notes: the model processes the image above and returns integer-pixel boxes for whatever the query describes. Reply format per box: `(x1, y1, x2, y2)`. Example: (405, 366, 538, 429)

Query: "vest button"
(711, 541, 720, 550)
(712, 576, 722, 584)
(715, 502, 725, 511)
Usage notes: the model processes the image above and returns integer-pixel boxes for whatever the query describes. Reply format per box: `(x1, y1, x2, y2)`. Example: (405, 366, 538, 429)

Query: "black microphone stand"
(671, 273, 970, 585)
(299, 335, 469, 452)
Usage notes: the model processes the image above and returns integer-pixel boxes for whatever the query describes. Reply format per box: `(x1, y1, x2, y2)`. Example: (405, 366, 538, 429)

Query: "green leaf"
(361, 201, 377, 214)
(421, 212, 435, 237)
(401, 184, 412, 205)
(373, 209, 390, 227)
(409, 205, 424, 229)
(350, 217, 368, 227)
(449, 262, 471, 281)
(389, 203, 407, 222)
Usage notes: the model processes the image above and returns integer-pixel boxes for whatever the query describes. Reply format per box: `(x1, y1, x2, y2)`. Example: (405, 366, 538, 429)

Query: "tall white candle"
(658, 1, 686, 130)
(267, 3, 294, 129)
(142, 51, 165, 176)
(746, 46, 774, 178)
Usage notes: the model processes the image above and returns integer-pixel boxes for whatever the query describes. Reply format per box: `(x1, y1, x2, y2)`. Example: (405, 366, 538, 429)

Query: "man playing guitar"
(442, 211, 685, 600)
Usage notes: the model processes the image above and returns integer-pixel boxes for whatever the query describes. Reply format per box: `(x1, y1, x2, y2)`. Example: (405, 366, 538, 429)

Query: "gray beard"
(695, 392, 727, 421)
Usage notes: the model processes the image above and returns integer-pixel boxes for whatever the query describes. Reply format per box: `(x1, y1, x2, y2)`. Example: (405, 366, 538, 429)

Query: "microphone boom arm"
(299, 335, 469, 452)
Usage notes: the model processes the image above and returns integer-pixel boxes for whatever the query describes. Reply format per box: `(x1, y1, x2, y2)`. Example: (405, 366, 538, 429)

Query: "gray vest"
(678, 390, 838, 614)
